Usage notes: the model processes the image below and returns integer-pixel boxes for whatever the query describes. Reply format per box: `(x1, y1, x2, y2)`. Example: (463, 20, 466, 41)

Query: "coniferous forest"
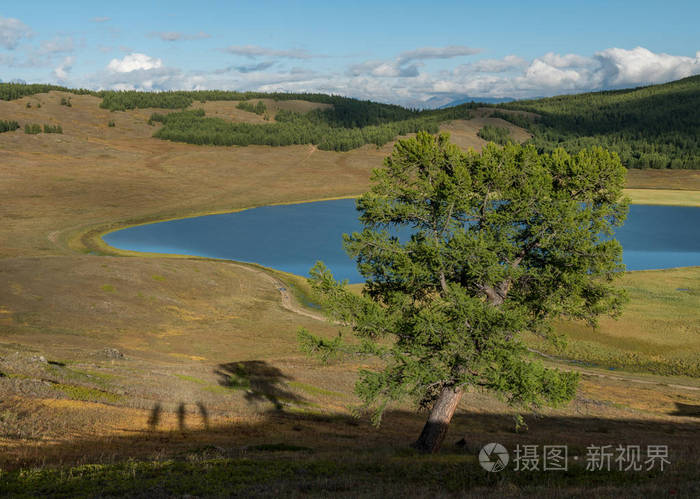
(497, 75, 700, 169)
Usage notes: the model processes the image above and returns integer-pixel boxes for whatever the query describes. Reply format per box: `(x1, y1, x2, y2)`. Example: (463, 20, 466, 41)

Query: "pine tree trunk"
(411, 385, 464, 453)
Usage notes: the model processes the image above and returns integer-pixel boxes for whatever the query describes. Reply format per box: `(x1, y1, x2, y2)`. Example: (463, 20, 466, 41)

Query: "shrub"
(43, 124, 63, 134)
(24, 124, 41, 134)
(0, 120, 19, 133)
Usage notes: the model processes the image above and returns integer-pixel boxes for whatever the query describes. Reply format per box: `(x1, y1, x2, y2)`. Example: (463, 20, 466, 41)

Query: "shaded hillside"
(497, 75, 700, 169)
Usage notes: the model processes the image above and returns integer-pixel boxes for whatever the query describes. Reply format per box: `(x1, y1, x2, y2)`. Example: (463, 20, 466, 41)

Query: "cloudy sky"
(1, 0, 699, 107)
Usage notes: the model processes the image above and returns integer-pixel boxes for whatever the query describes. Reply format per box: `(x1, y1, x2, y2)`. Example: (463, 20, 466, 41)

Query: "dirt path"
(233, 263, 327, 322)
(298, 145, 317, 165)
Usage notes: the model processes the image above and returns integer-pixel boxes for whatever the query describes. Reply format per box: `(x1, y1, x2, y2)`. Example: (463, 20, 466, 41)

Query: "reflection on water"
(104, 200, 700, 284)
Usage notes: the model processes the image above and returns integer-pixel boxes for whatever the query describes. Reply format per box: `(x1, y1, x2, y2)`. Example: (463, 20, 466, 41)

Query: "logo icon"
(479, 442, 510, 472)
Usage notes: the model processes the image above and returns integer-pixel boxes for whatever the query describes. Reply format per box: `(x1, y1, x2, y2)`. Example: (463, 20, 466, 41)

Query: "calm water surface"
(104, 200, 700, 283)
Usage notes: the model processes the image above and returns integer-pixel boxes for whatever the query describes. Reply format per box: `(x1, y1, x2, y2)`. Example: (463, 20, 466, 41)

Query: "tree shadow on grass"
(214, 360, 305, 410)
(671, 403, 700, 418)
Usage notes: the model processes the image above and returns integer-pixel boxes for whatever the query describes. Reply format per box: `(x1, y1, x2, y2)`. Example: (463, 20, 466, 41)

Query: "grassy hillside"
(4, 78, 700, 163)
(497, 75, 700, 169)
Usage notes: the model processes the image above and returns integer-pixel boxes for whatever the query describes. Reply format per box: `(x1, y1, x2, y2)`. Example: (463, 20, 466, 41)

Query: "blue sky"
(1, 1, 699, 106)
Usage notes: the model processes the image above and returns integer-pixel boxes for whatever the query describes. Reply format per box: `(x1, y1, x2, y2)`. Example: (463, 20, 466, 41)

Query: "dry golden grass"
(0, 91, 698, 477)
(623, 170, 700, 206)
(439, 116, 531, 151)
(623, 188, 700, 206)
(625, 168, 700, 190)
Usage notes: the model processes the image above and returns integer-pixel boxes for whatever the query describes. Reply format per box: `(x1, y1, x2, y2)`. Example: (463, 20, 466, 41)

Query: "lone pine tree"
(299, 131, 629, 453)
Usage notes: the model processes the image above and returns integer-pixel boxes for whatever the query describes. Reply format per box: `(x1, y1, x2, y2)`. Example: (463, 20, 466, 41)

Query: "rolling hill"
(2, 76, 698, 167)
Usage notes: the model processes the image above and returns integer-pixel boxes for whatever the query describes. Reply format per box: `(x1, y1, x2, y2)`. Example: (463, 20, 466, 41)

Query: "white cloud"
(91, 17, 111, 23)
(100, 53, 179, 90)
(53, 56, 74, 80)
(350, 45, 480, 80)
(224, 45, 315, 59)
(0, 53, 17, 66)
(214, 61, 277, 74)
(0, 16, 31, 50)
(539, 52, 593, 69)
(398, 45, 481, 63)
(520, 58, 589, 90)
(98, 66, 203, 91)
(348, 60, 420, 78)
(40, 36, 74, 54)
(404, 46, 700, 105)
(458, 55, 528, 74)
(44, 45, 700, 108)
(107, 53, 163, 73)
(94, 53, 205, 91)
(594, 46, 700, 87)
(150, 31, 210, 42)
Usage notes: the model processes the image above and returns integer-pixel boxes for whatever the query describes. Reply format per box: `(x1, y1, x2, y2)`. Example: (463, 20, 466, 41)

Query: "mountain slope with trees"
(496, 75, 700, 169)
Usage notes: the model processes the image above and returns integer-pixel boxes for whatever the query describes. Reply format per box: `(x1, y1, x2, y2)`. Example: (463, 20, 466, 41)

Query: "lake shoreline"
(103, 199, 700, 284)
(94, 187, 700, 256)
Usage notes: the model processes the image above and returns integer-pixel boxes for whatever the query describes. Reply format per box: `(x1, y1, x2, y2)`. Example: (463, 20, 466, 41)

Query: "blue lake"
(104, 200, 700, 283)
